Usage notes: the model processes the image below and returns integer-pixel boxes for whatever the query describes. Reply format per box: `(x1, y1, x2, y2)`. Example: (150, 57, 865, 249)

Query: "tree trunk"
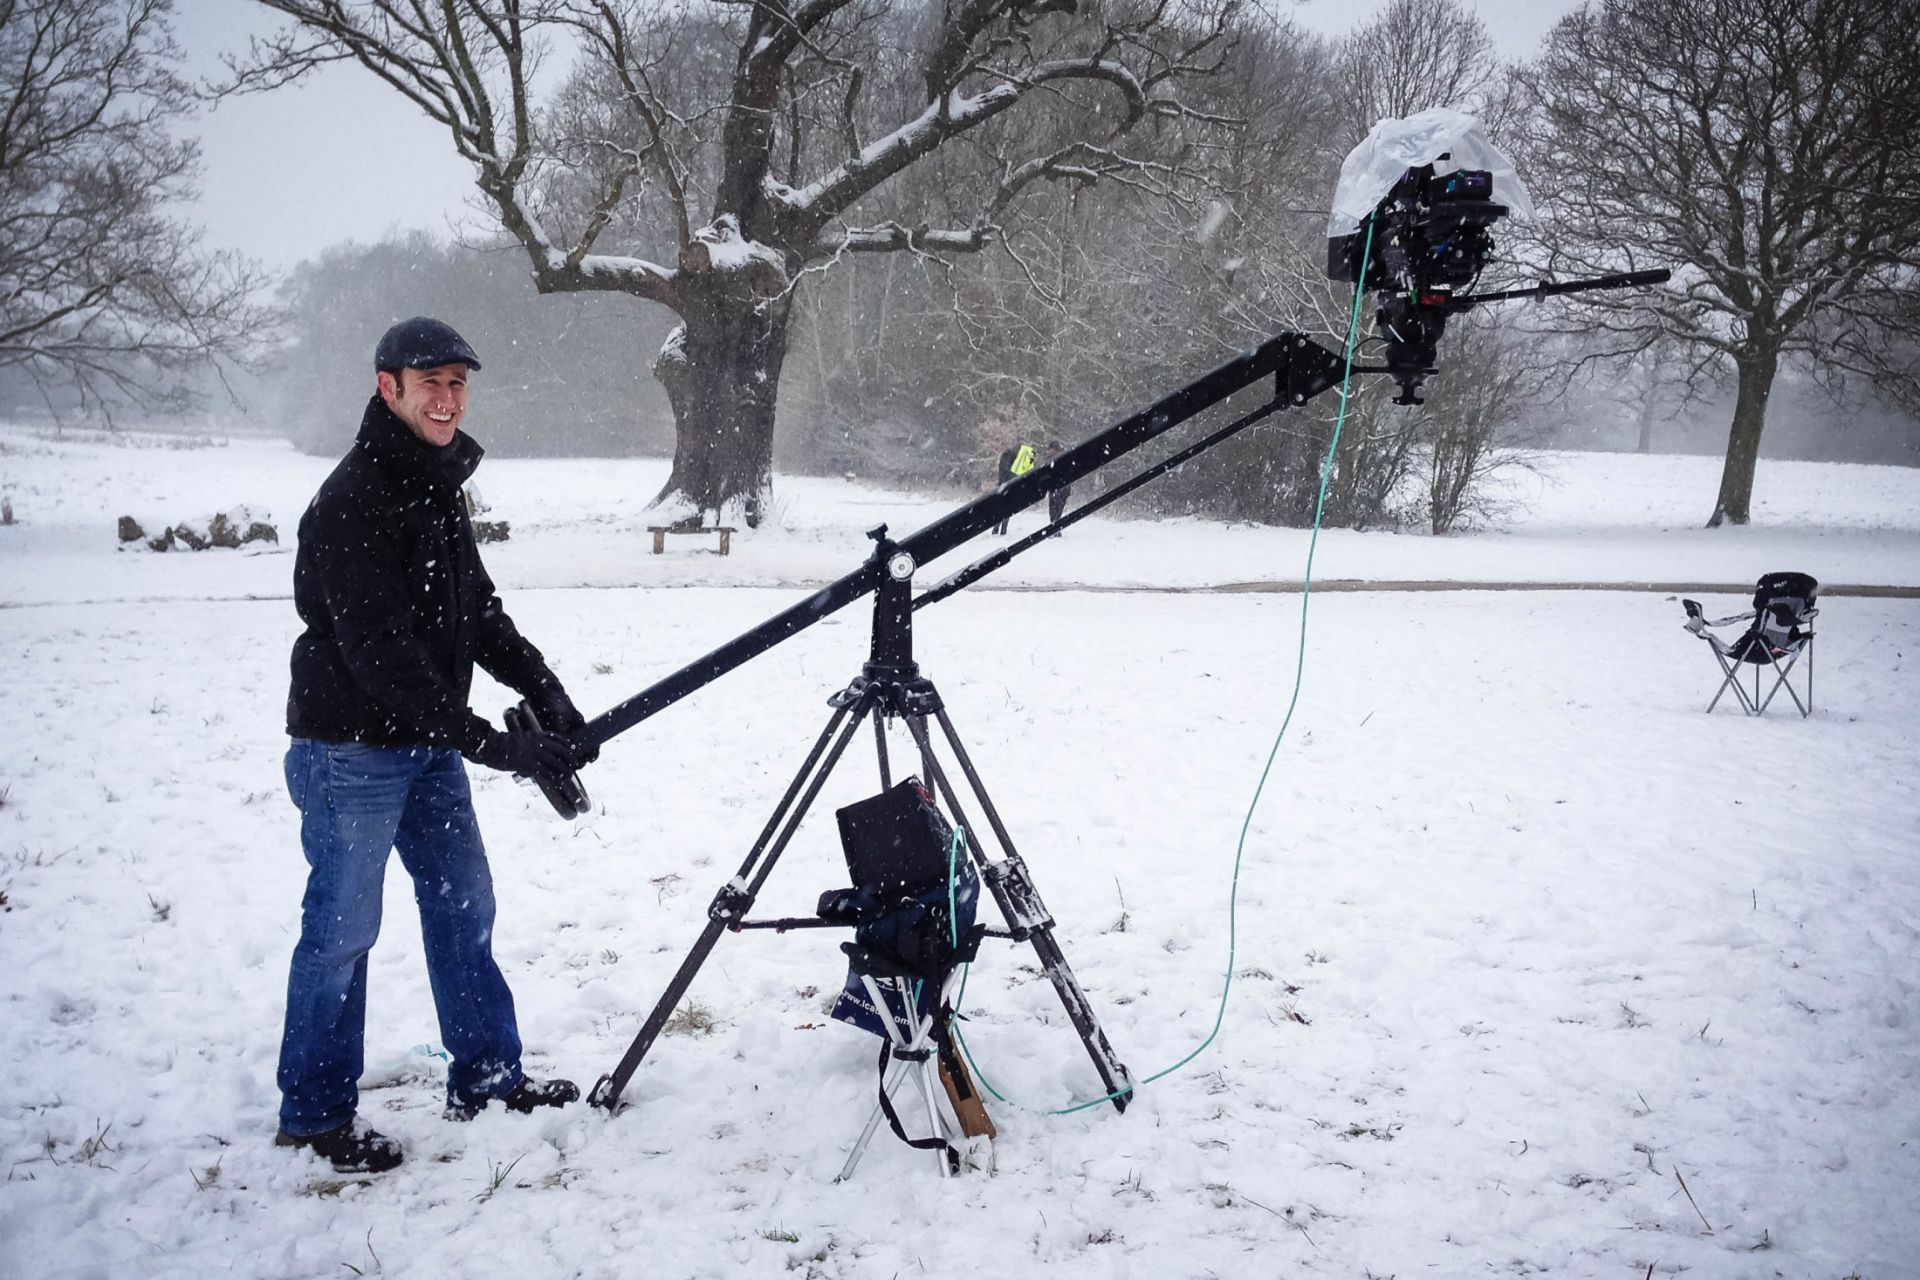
(652, 280, 793, 529)
(1634, 380, 1657, 454)
(1706, 344, 1779, 527)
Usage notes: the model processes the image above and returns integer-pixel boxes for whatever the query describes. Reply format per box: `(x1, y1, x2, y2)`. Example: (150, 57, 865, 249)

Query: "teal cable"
(949, 216, 1378, 1114)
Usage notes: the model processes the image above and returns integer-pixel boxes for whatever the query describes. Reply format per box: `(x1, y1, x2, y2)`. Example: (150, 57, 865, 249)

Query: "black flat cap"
(374, 317, 482, 372)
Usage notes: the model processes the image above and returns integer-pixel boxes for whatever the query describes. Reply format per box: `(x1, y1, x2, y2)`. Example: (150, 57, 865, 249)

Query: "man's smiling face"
(377, 363, 469, 447)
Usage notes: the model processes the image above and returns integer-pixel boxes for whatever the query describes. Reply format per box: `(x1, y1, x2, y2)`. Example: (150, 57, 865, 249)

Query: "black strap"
(876, 1040, 960, 1172)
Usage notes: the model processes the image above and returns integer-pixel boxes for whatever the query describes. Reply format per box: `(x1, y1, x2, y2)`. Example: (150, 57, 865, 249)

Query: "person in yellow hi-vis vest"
(992, 441, 1038, 535)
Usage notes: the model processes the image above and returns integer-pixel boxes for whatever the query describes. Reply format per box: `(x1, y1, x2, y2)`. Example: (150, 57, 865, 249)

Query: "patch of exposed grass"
(663, 1002, 718, 1037)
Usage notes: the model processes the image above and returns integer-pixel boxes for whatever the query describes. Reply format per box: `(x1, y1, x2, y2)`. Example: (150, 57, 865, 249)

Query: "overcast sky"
(178, 0, 1585, 277)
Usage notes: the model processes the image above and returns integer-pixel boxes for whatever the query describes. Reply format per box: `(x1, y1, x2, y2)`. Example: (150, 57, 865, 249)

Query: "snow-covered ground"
(1, 425, 1916, 1279)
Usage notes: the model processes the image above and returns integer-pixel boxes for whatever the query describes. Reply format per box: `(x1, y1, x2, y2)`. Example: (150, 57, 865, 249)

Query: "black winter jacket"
(286, 396, 557, 752)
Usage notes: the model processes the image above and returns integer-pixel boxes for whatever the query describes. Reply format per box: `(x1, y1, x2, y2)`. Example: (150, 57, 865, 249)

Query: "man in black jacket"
(274, 317, 593, 1174)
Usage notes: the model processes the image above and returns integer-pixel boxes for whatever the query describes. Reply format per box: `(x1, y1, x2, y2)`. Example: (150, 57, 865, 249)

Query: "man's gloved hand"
(469, 726, 587, 781)
(529, 683, 598, 764)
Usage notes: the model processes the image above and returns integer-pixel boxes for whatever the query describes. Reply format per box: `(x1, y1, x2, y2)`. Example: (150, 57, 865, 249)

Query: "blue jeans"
(277, 740, 524, 1135)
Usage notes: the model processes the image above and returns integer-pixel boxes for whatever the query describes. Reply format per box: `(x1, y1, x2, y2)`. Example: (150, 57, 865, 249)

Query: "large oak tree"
(239, 0, 1235, 523)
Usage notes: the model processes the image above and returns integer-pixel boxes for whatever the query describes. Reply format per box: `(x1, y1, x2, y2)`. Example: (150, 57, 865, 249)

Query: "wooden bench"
(648, 525, 736, 555)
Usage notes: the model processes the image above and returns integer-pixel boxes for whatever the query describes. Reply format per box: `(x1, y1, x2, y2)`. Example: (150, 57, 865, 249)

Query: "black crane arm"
(582, 333, 1349, 748)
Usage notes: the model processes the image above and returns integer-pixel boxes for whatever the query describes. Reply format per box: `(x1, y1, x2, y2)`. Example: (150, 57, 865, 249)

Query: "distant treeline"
(252, 199, 1913, 536)
(265, 233, 677, 459)
(239, 0, 1915, 536)
(5, 0, 1914, 535)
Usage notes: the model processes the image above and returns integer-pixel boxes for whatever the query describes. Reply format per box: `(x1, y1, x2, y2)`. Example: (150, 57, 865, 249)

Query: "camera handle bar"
(1446, 268, 1672, 311)
(1369, 268, 1675, 405)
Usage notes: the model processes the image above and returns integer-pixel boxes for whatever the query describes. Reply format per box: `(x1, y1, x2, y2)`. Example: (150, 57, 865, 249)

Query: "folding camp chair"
(1680, 571, 1818, 717)
(830, 951, 970, 1181)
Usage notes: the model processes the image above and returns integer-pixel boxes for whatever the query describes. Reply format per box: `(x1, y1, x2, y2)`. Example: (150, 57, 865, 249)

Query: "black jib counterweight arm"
(582, 558, 883, 747)
(581, 332, 1344, 749)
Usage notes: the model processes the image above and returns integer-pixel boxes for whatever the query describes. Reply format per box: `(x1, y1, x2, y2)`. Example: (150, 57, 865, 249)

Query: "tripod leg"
(930, 708, 1022, 857)
(874, 713, 893, 789)
(906, 712, 1135, 1112)
(589, 917, 730, 1112)
(590, 701, 871, 1111)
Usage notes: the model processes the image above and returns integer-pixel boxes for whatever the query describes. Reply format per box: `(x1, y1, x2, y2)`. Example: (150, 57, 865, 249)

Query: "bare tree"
(1415, 318, 1538, 533)
(0, 0, 268, 415)
(1336, 0, 1502, 145)
(234, 0, 1237, 523)
(1203, 0, 1509, 529)
(1519, 0, 1920, 526)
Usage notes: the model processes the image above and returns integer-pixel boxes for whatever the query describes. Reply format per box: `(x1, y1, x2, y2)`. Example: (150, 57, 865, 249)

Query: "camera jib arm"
(577, 331, 1355, 1120)
(577, 267, 1674, 764)
(567, 113, 1679, 1130)
(580, 330, 1351, 754)
(576, 269, 1666, 1121)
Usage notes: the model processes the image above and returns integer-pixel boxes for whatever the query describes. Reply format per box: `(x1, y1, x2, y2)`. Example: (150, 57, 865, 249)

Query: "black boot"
(274, 1119, 403, 1174)
(503, 1075, 579, 1114)
(446, 1075, 580, 1121)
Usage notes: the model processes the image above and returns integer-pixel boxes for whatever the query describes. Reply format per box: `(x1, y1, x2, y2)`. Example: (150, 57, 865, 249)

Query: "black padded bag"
(835, 779, 956, 896)
(826, 779, 982, 1033)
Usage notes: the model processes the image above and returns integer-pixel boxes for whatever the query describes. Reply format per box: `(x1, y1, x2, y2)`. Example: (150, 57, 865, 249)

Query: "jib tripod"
(586, 533, 1133, 1115)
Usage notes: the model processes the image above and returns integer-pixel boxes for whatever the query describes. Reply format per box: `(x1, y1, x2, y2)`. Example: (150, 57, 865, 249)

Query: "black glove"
(468, 726, 586, 781)
(528, 683, 598, 764)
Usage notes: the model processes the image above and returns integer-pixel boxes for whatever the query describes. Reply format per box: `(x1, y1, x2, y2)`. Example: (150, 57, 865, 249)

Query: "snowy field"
(2, 427, 1918, 606)
(1, 424, 1917, 1279)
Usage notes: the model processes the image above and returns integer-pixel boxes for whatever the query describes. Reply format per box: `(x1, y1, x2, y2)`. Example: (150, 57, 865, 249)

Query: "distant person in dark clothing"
(1046, 438, 1071, 528)
(992, 440, 1038, 535)
(274, 317, 594, 1175)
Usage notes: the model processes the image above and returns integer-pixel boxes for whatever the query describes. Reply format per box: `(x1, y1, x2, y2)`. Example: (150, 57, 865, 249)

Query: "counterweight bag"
(824, 780, 981, 1035)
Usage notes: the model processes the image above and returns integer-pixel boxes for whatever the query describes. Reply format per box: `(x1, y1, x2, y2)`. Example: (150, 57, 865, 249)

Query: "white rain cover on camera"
(1328, 108, 1535, 235)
